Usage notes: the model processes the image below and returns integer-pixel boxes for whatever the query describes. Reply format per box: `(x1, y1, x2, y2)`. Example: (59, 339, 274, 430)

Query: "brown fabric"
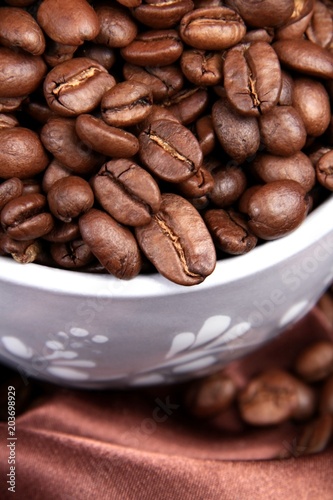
(1, 307, 333, 500)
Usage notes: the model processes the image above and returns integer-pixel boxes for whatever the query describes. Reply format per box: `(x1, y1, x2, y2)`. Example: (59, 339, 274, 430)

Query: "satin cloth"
(1, 307, 333, 500)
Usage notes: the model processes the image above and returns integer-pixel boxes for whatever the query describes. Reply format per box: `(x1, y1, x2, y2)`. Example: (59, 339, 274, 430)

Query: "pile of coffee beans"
(1, 0, 333, 286)
(184, 338, 333, 457)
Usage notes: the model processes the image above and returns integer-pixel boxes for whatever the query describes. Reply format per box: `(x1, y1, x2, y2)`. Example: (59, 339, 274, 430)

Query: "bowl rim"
(1, 194, 333, 298)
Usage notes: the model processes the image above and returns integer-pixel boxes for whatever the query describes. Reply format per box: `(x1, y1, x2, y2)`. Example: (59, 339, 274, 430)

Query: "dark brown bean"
(94, 3, 138, 48)
(278, 70, 294, 106)
(225, 0, 295, 28)
(50, 239, 94, 268)
(75, 44, 116, 71)
(91, 159, 162, 227)
(37, 0, 100, 46)
(1, 193, 54, 241)
(180, 50, 223, 87)
(224, 41, 282, 116)
(295, 341, 333, 382)
(44, 58, 116, 117)
(43, 220, 80, 243)
(250, 152, 316, 193)
(0, 7, 45, 55)
(132, 0, 194, 29)
(316, 150, 333, 191)
(0, 178, 23, 211)
(43, 40, 78, 67)
(76, 114, 139, 158)
(296, 414, 333, 455)
(120, 29, 183, 66)
(305, 0, 333, 48)
(0, 127, 48, 179)
(162, 87, 209, 125)
(135, 193, 216, 286)
(0, 113, 19, 129)
(47, 176, 94, 223)
(42, 160, 72, 193)
(259, 106, 307, 157)
(195, 115, 216, 156)
(139, 119, 203, 182)
(40, 117, 104, 175)
(101, 81, 153, 127)
(204, 208, 257, 255)
(177, 167, 214, 198)
(79, 208, 142, 279)
(275, 0, 314, 40)
(208, 163, 247, 208)
(0, 47, 47, 98)
(245, 180, 310, 240)
(273, 39, 333, 79)
(212, 97, 260, 164)
(0, 96, 26, 113)
(179, 7, 246, 50)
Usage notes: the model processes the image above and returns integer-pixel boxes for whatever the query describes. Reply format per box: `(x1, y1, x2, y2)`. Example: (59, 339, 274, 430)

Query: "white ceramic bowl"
(1, 194, 333, 389)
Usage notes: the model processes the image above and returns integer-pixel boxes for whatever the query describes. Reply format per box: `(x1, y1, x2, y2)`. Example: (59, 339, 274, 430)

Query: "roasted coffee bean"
(305, 0, 333, 49)
(76, 44, 116, 71)
(278, 70, 294, 106)
(275, 0, 314, 40)
(162, 87, 209, 125)
(132, 0, 194, 29)
(180, 50, 223, 87)
(195, 115, 216, 156)
(0, 231, 40, 263)
(79, 208, 142, 279)
(0, 96, 26, 113)
(185, 372, 237, 418)
(316, 150, 333, 191)
(259, 106, 307, 156)
(250, 152, 316, 193)
(0, 7, 45, 55)
(225, 0, 294, 28)
(136, 104, 180, 132)
(243, 180, 309, 240)
(208, 163, 247, 208)
(1, 193, 54, 241)
(47, 176, 94, 223)
(177, 167, 214, 198)
(23, 99, 57, 124)
(121, 29, 183, 66)
(295, 341, 333, 382)
(242, 28, 274, 44)
(0, 127, 48, 179)
(238, 185, 262, 214)
(37, 0, 100, 46)
(292, 77, 331, 138)
(238, 369, 313, 426)
(43, 39, 78, 67)
(41, 117, 104, 175)
(115, 0, 142, 7)
(135, 193, 216, 286)
(44, 58, 116, 117)
(179, 7, 246, 50)
(43, 220, 80, 243)
(76, 114, 139, 158)
(94, 3, 138, 48)
(139, 119, 202, 182)
(204, 208, 257, 255)
(101, 81, 153, 128)
(42, 160, 72, 193)
(91, 160, 161, 227)
(224, 41, 282, 116)
(0, 178, 23, 211)
(123, 63, 184, 102)
(212, 97, 260, 164)
(320, 374, 333, 415)
(50, 239, 94, 268)
(273, 39, 333, 79)
(22, 179, 42, 195)
(0, 47, 47, 98)
(0, 113, 19, 129)
(296, 414, 333, 456)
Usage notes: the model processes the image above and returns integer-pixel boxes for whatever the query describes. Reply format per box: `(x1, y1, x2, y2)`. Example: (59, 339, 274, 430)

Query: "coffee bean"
(204, 208, 257, 255)
(91, 159, 162, 227)
(135, 193, 216, 286)
(0, 231, 40, 263)
(43, 220, 80, 243)
(225, 0, 294, 28)
(316, 150, 333, 191)
(275, 0, 314, 40)
(208, 163, 247, 208)
(47, 176, 94, 223)
(0, 7, 45, 55)
(0, 178, 23, 211)
(195, 115, 216, 156)
(224, 41, 282, 116)
(101, 81, 153, 127)
(132, 0, 194, 29)
(0, 127, 48, 179)
(44, 58, 116, 117)
(43, 40, 78, 68)
(179, 7, 246, 50)
(296, 414, 333, 456)
(139, 119, 202, 182)
(180, 49, 223, 87)
(305, 0, 333, 49)
(0, 47, 47, 97)
(37, 0, 100, 46)
(42, 160, 72, 193)
(50, 239, 94, 268)
(120, 29, 183, 66)
(0, 96, 26, 113)
(79, 208, 142, 279)
(1, 193, 54, 241)
(162, 87, 209, 125)
(76, 114, 139, 158)
(295, 341, 333, 382)
(94, 3, 138, 48)
(178, 167, 214, 199)
(76, 44, 116, 71)
(278, 70, 294, 106)
(212, 97, 260, 164)
(243, 180, 310, 240)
